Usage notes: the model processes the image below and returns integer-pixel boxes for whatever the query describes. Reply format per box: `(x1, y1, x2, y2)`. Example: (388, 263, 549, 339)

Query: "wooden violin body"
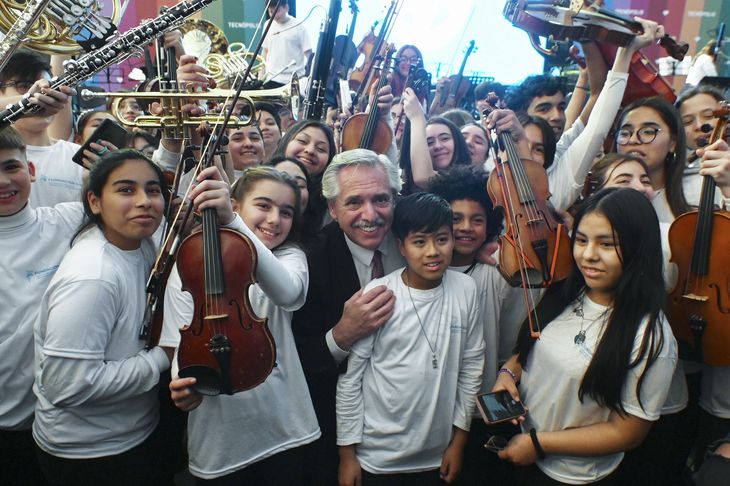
(487, 156, 572, 288)
(429, 40, 476, 117)
(667, 105, 730, 365)
(668, 211, 730, 365)
(340, 112, 392, 153)
(176, 226, 275, 395)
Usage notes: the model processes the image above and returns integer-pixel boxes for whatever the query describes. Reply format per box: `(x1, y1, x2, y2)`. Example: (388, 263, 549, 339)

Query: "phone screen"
(477, 391, 526, 423)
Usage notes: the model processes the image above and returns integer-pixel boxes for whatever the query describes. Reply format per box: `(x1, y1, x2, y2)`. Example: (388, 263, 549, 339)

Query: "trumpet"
(81, 79, 299, 138)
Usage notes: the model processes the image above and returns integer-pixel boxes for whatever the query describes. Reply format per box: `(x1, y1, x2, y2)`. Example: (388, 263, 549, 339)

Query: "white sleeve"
(48, 202, 85, 230)
(551, 119, 585, 170)
(548, 71, 628, 211)
(299, 24, 312, 53)
(224, 214, 308, 310)
(622, 316, 678, 421)
(39, 280, 169, 408)
(336, 334, 375, 446)
(453, 285, 486, 431)
(151, 143, 182, 172)
(159, 264, 192, 348)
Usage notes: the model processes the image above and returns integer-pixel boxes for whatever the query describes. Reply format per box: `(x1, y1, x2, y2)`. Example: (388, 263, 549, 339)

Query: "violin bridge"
(683, 293, 709, 302)
(204, 313, 230, 320)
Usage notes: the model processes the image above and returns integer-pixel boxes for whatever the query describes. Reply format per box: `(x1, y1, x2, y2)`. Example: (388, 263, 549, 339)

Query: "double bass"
(667, 105, 730, 366)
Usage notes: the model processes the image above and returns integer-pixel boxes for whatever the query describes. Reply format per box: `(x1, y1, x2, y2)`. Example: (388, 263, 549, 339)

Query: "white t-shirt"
(27, 140, 84, 208)
(337, 269, 485, 474)
(33, 227, 170, 459)
(262, 16, 312, 84)
(0, 202, 83, 430)
(700, 365, 730, 419)
(520, 295, 677, 484)
(159, 214, 320, 479)
(686, 54, 718, 87)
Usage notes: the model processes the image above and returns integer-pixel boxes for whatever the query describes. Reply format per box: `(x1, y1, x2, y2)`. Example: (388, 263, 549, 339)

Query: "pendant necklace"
(405, 270, 445, 369)
(572, 294, 610, 345)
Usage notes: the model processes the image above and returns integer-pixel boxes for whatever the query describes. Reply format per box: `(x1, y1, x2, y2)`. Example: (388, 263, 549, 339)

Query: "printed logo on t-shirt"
(37, 175, 82, 190)
(26, 265, 60, 283)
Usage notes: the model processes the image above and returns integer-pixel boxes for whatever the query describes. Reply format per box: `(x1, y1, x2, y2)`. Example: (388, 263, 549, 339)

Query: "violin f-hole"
(709, 283, 730, 314)
(230, 299, 253, 330)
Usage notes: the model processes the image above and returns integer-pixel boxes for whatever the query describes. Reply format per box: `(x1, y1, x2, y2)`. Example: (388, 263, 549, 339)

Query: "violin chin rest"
(179, 365, 222, 396)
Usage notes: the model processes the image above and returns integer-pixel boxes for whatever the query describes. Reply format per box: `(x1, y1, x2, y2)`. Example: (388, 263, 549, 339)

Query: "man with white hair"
(292, 148, 404, 486)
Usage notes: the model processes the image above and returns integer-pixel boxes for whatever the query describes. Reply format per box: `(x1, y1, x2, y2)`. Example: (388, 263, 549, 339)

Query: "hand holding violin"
(402, 87, 425, 122)
(170, 376, 203, 411)
(697, 139, 730, 198)
(187, 165, 235, 225)
(484, 109, 531, 160)
(613, 17, 665, 72)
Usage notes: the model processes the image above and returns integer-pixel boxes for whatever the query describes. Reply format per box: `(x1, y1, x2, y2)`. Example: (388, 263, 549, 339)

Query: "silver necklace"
(572, 294, 610, 345)
(405, 270, 444, 369)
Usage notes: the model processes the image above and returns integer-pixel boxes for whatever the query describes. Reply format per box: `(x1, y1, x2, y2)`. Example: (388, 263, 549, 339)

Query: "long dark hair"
(267, 155, 320, 243)
(515, 188, 666, 413)
(73, 149, 168, 245)
(426, 116, 472, 167)
(584, 153, 649, 197)
(271, 120, 336, 233)
(615, 96, 689, 218)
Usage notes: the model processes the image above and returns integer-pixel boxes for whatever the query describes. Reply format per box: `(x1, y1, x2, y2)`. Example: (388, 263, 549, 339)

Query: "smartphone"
(476, 390, 527, 425)
(72, 118, 128, 167)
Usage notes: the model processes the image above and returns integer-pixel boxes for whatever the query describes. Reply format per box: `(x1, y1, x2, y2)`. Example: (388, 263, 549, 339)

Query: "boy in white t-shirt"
(0, 50, 83, 208)
(0, 127, 83, 485)
(337, 192, 484, 486)
(261, 0, 312, 87)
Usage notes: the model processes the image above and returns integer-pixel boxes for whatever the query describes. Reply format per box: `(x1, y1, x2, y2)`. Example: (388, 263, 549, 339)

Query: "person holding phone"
(493, 188, 677, 485)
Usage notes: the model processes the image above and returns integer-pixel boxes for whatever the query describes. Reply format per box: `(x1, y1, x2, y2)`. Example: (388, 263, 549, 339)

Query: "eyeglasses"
(0, 80, 34, 93)
(615, 126, 662, 145)
(484, 435, 508, 453)
(398, 56, 420, 64)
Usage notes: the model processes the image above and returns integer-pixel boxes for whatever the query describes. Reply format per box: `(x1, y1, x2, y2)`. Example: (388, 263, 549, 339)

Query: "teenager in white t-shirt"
(32, 150, 233, 485)
(428, 165, 542, 485)
(261, 0, 312, 87)
(0, 127, 83, 486)
(0, 50, 83, 208)
(494, 188, 677, 485)
(337, 193, 484, 486)
(165, 167, 320, 484)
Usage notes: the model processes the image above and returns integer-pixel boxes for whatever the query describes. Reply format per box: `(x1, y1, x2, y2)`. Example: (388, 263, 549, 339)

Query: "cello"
(428, 40, 476, 117)
(667, 104, 730, 366)
(485, 104, 572, 337)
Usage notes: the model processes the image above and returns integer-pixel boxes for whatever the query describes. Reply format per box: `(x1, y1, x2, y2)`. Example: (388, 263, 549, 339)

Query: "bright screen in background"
(296, 0, 546, 85)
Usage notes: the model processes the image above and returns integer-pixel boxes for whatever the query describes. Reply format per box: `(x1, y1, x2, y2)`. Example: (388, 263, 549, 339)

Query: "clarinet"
(303, 0, 342, 120)
(0, 0, 53, 74)
(0, 0, 216, 131)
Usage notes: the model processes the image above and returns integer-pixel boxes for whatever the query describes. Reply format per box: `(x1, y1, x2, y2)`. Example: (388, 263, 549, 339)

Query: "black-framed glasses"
(615, 126, 662, 145)
(398, 56, 420, 64)
(484, 435, 508, 453)
(0, 80, 34, 93)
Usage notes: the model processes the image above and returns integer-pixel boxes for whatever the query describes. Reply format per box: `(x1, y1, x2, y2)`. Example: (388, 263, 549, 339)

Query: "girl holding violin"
(494, 187, 678, 486)
(165, 166, 320, 485)
(31, 149, 234, 485)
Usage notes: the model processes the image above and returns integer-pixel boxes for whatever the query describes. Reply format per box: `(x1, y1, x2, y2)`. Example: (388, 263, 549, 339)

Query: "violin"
(340, 46, 395, 154)
(503, 0, 688, 104)
(428, 40, 476, 117)
(485, 107, 572, 337)
(667, 104, 730, 366)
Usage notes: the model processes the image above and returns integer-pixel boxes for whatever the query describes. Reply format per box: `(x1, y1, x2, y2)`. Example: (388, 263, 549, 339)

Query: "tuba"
(0, 0, 123, 54)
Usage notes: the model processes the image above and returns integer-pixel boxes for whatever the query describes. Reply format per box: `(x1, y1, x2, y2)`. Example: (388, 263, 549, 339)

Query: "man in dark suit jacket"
(293, 149, 404, 486)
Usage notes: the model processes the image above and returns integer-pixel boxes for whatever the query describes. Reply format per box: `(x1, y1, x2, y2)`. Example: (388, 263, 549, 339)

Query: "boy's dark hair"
(393, 192, 453, 241)
(505, 75, 567, 113)
(125, 130, 159, 150)
(256, 102, 282, 130)
(474, 80, 506, 101)
(0, 49, 51, 84)
(427, 165, 502, 242)
(0, 127, 27, 155)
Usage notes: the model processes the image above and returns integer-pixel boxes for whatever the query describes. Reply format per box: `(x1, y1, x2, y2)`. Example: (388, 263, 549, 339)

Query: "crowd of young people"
(1, 3, 730, 485)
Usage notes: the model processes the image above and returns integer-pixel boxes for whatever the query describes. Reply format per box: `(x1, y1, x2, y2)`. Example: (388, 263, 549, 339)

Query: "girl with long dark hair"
(494, 188, 677, 485)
